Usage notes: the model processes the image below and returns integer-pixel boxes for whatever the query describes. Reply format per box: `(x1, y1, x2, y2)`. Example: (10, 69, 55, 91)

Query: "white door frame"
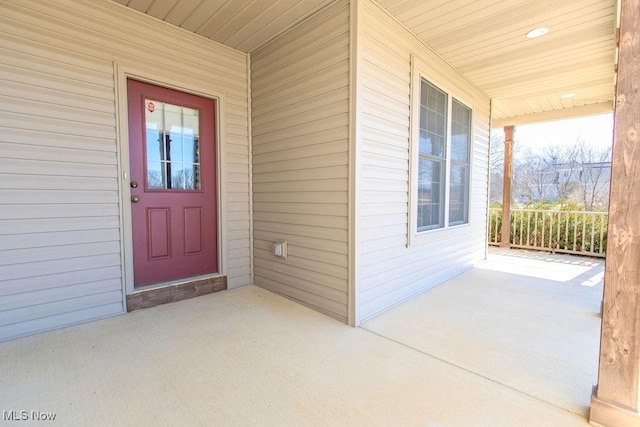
(113, 63, 228, 301)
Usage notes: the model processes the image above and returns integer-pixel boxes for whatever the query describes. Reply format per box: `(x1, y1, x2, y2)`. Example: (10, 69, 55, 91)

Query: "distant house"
(515, 159, 611, 207)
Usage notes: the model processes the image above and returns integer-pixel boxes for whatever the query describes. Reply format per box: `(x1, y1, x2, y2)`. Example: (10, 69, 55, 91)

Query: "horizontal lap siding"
(0, 0, 250, 341)
(358, 0, 490, 322)
(251, 0, 350, 322)
(226, 95, 252, 287)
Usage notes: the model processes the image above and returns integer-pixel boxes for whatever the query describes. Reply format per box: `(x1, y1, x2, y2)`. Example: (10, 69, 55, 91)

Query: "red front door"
(127, 79, 218, 288)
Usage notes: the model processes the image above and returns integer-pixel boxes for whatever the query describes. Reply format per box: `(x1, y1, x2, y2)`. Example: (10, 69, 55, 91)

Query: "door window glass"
(144, 99, 201, 190)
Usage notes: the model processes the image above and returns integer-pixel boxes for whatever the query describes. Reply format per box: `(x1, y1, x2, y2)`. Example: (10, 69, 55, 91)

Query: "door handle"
(130, 181, 138, 188)
(131, 196, 140, 203)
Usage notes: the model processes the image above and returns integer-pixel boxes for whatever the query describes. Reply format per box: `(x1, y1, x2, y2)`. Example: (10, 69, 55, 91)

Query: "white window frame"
(408, 56, 474, 246)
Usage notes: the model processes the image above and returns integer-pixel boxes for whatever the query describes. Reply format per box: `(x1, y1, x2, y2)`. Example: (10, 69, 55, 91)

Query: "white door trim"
(113, 63, 228, 299)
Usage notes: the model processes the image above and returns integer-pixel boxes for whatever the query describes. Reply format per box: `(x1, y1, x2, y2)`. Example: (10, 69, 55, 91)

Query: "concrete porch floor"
(363, 248, 604, 420)
(0, 249, 601, 426)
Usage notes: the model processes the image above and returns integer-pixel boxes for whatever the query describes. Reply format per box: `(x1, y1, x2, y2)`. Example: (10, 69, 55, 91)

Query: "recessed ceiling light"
(526, 27, 549, 39)
(560, 93, 576, 99)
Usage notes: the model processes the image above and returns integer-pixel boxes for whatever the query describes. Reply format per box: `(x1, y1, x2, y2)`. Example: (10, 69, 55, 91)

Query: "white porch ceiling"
(112, 0, 336, 52)
(114, 0, 617, 126)
(377, 0, 617, 126)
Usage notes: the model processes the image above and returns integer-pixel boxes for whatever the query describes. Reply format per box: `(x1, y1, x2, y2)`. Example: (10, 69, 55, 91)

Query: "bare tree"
(514, 150, 556, 202)
(541, 143, 582, 200)
(489, 133, 505, 204)
(492, 135, 612, 209)
(574, 141, 612, 209)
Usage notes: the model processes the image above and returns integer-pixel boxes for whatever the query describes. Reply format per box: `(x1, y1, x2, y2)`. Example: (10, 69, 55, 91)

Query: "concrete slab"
(0, 284, 589, 426)
(363, 249, 604, 419)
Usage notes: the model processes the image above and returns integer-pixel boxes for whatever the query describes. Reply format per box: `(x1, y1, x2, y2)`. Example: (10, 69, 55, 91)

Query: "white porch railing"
(488, 208, 608, 258)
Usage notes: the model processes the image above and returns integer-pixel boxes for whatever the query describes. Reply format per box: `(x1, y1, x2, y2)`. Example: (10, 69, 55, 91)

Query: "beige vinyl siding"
(251, 0, 350, 322)
(0, 0, 250, 341)
(357, 0, 491, 322)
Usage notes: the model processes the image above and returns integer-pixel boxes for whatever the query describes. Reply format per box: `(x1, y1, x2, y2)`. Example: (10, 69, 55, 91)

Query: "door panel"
(127, 79, 218, 288)
(184, 207, 204, 255)
(147, 208, 171, 259)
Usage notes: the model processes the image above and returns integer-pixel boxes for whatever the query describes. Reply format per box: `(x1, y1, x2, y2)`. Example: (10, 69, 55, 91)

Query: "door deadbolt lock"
(130, 181, 138, 188)
(131, 195, 140, 203)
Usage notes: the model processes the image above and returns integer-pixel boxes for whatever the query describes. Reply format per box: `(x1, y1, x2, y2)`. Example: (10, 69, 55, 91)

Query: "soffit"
(112, 0, 336, 53)
(115, 0, 617, 125)
(376, 0, 617, 125)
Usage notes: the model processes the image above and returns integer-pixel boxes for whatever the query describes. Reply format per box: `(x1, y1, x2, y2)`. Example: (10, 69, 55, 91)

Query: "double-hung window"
(417, 80, 447, 230)
(410, 60, 472, 241)
(449, 99, 471, 225)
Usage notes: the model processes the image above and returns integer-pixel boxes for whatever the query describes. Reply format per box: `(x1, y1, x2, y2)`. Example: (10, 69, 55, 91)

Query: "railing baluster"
(565, 212, 569, 251)
(520, 210, 529, 245)
(519, 210, 523, 246)
(540, 212, 546, 249)
(513, 210, 515, 246)
(527, 210, 531, 247)
(556, 211, 561, 250)
(534, 211, 538, 248)
(549, 211, 554, 251)
(511, 209, 515, 246)
(590, 213, 596, 254)
(573, 214, 578, 251)
(600, 213, 605, 255)
(582, 212, 587, 253)
(511, 210, 520, 245)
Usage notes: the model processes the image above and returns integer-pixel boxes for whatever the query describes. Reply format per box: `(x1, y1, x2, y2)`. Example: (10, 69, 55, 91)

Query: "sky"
(493, 113, 614, 158)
